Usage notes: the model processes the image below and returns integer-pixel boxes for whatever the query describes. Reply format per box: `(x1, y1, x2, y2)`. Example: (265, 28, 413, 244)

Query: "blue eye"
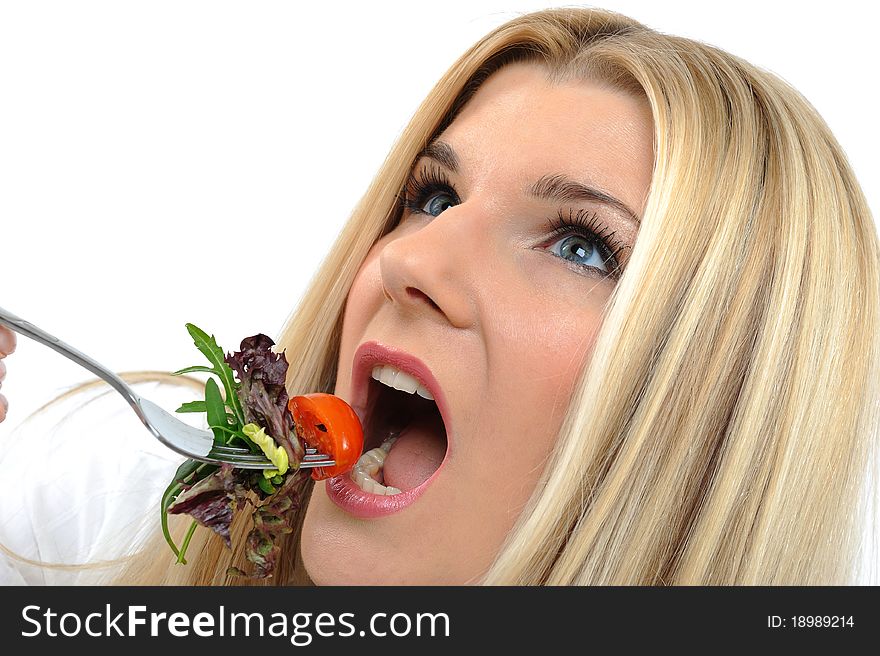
(543, 210, 625, 278)
(421, 191, 456, 217)
(548, 234, 610, 272)
(400, 163, 459, 218)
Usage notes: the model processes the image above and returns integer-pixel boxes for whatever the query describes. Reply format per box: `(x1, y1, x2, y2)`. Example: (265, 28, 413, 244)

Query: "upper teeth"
(371, 365, 434, 400)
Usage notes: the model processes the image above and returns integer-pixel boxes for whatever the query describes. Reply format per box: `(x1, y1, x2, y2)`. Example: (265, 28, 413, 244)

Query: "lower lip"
(324, 452, 446, 519)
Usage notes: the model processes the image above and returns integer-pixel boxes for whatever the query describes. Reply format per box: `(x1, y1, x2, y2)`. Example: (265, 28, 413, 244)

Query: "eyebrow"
(415, 139, 641, 225)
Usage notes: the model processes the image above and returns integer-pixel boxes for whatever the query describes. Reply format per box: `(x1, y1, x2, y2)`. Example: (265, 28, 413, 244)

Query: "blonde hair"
(12, 6, 879, 585)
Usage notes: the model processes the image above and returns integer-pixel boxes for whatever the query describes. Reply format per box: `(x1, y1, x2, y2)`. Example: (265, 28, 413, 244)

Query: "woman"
(1, 6, 878, 585)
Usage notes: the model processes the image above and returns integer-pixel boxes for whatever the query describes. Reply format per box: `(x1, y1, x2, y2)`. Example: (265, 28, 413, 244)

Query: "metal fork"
(0, 305, 335, 470)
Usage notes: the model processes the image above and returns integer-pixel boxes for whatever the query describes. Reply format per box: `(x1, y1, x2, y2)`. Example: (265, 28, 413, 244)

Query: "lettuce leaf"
(224, 334, 304, 465)
(166, 463, 248, 548)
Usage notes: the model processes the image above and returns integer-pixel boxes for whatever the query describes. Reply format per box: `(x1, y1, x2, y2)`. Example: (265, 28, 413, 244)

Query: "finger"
(0, 358, 5, 382)
(0, 326, 16, 357)
(0, 393, 7, 423)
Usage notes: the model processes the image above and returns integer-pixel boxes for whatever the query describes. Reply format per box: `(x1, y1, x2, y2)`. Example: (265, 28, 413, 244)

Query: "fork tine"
(203, 455, 337, 470)
(299, 460, 335, 469)
(205, 446, 335, 470)
(205, 451, 272, 466)
(207, 455, 271, 464)
(210, 443, 320, 451)
(210, 445, 331, 460)
(210, 447, 332, 459)
(210, 445, 321, 456)
(210, 445, 259, 455)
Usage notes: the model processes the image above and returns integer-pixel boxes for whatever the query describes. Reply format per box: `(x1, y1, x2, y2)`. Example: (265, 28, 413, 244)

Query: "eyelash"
(398, 163, 629, 278)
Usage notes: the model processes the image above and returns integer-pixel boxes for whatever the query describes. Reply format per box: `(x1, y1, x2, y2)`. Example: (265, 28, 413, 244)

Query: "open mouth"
(353, 373, 449, 495)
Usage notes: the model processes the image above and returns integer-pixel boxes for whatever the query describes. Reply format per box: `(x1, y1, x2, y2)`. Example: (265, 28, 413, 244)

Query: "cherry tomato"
(288, 393, 363, 480)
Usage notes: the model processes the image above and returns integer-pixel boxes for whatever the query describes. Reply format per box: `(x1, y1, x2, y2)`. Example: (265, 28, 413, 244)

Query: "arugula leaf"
(204, 377, 230, 444)
(175, 400, 207, 413)
(160, 458, 214, 562)
(205, 423, 258, 450)
(181, 323, 247, 428)
(177, 521, 199, 564)
(171, 365, 215, 376)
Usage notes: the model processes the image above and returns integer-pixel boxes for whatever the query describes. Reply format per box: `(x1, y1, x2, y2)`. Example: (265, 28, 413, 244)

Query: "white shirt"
(0, 380, 207, 584)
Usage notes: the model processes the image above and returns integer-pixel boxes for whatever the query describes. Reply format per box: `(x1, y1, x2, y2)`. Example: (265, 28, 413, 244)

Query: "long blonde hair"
(16, 6, 880, 584)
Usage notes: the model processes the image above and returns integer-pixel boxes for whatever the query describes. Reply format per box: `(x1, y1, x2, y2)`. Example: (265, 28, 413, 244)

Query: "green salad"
(160, 324, 310, 579)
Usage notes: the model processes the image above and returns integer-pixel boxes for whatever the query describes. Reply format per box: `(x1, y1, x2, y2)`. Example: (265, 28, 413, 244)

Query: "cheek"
(477, 291, 607, 477)
(507, 286, 607, 394)
(345, 251, 383, 323)
(337, 246, 385, 368)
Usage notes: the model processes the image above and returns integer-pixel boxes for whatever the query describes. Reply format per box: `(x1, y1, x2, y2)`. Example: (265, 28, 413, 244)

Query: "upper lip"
(350, 340, 452, 449)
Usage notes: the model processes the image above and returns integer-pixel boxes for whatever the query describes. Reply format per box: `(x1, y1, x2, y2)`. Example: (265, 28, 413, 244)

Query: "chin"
(300, 482, 404, 585)
(300, 482, 474, 585)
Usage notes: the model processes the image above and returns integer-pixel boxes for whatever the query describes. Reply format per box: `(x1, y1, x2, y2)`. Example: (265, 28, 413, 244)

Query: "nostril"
(406, 287, 440, 312)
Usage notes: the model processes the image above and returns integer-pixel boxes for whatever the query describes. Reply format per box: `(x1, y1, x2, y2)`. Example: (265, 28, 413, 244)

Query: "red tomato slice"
(288, 393, 363, 480)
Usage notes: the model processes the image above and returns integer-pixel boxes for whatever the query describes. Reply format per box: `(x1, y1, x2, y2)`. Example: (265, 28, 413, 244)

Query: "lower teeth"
(351, 431, 401, 495)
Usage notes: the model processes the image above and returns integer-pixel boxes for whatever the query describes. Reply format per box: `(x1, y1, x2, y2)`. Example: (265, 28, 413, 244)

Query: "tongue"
(382, 409, 447, 492)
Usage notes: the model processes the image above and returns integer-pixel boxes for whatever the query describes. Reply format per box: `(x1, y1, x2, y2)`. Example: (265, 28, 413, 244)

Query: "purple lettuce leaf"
(167, 464, 248, 548)
(224, 334, 304, 464)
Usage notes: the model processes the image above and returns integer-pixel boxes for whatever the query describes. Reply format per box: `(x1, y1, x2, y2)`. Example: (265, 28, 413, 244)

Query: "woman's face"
(301, 61, 653, 584)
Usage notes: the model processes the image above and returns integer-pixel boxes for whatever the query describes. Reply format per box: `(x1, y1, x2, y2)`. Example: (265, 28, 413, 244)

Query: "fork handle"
(0, 305, 142, 413)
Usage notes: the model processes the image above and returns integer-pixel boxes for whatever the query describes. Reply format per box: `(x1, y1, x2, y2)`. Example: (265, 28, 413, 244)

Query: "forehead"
(437, 61, 654, 216)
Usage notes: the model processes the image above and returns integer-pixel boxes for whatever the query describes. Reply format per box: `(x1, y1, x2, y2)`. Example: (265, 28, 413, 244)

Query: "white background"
(2, 0, 878, 434)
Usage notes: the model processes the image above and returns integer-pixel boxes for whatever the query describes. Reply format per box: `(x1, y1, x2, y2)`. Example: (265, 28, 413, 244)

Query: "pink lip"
(325, 468, 445, 519)
(324, 340, 453, 519)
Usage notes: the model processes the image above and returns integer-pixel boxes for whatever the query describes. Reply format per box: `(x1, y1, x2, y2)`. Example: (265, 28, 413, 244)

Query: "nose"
(378, 208, 478, 329)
